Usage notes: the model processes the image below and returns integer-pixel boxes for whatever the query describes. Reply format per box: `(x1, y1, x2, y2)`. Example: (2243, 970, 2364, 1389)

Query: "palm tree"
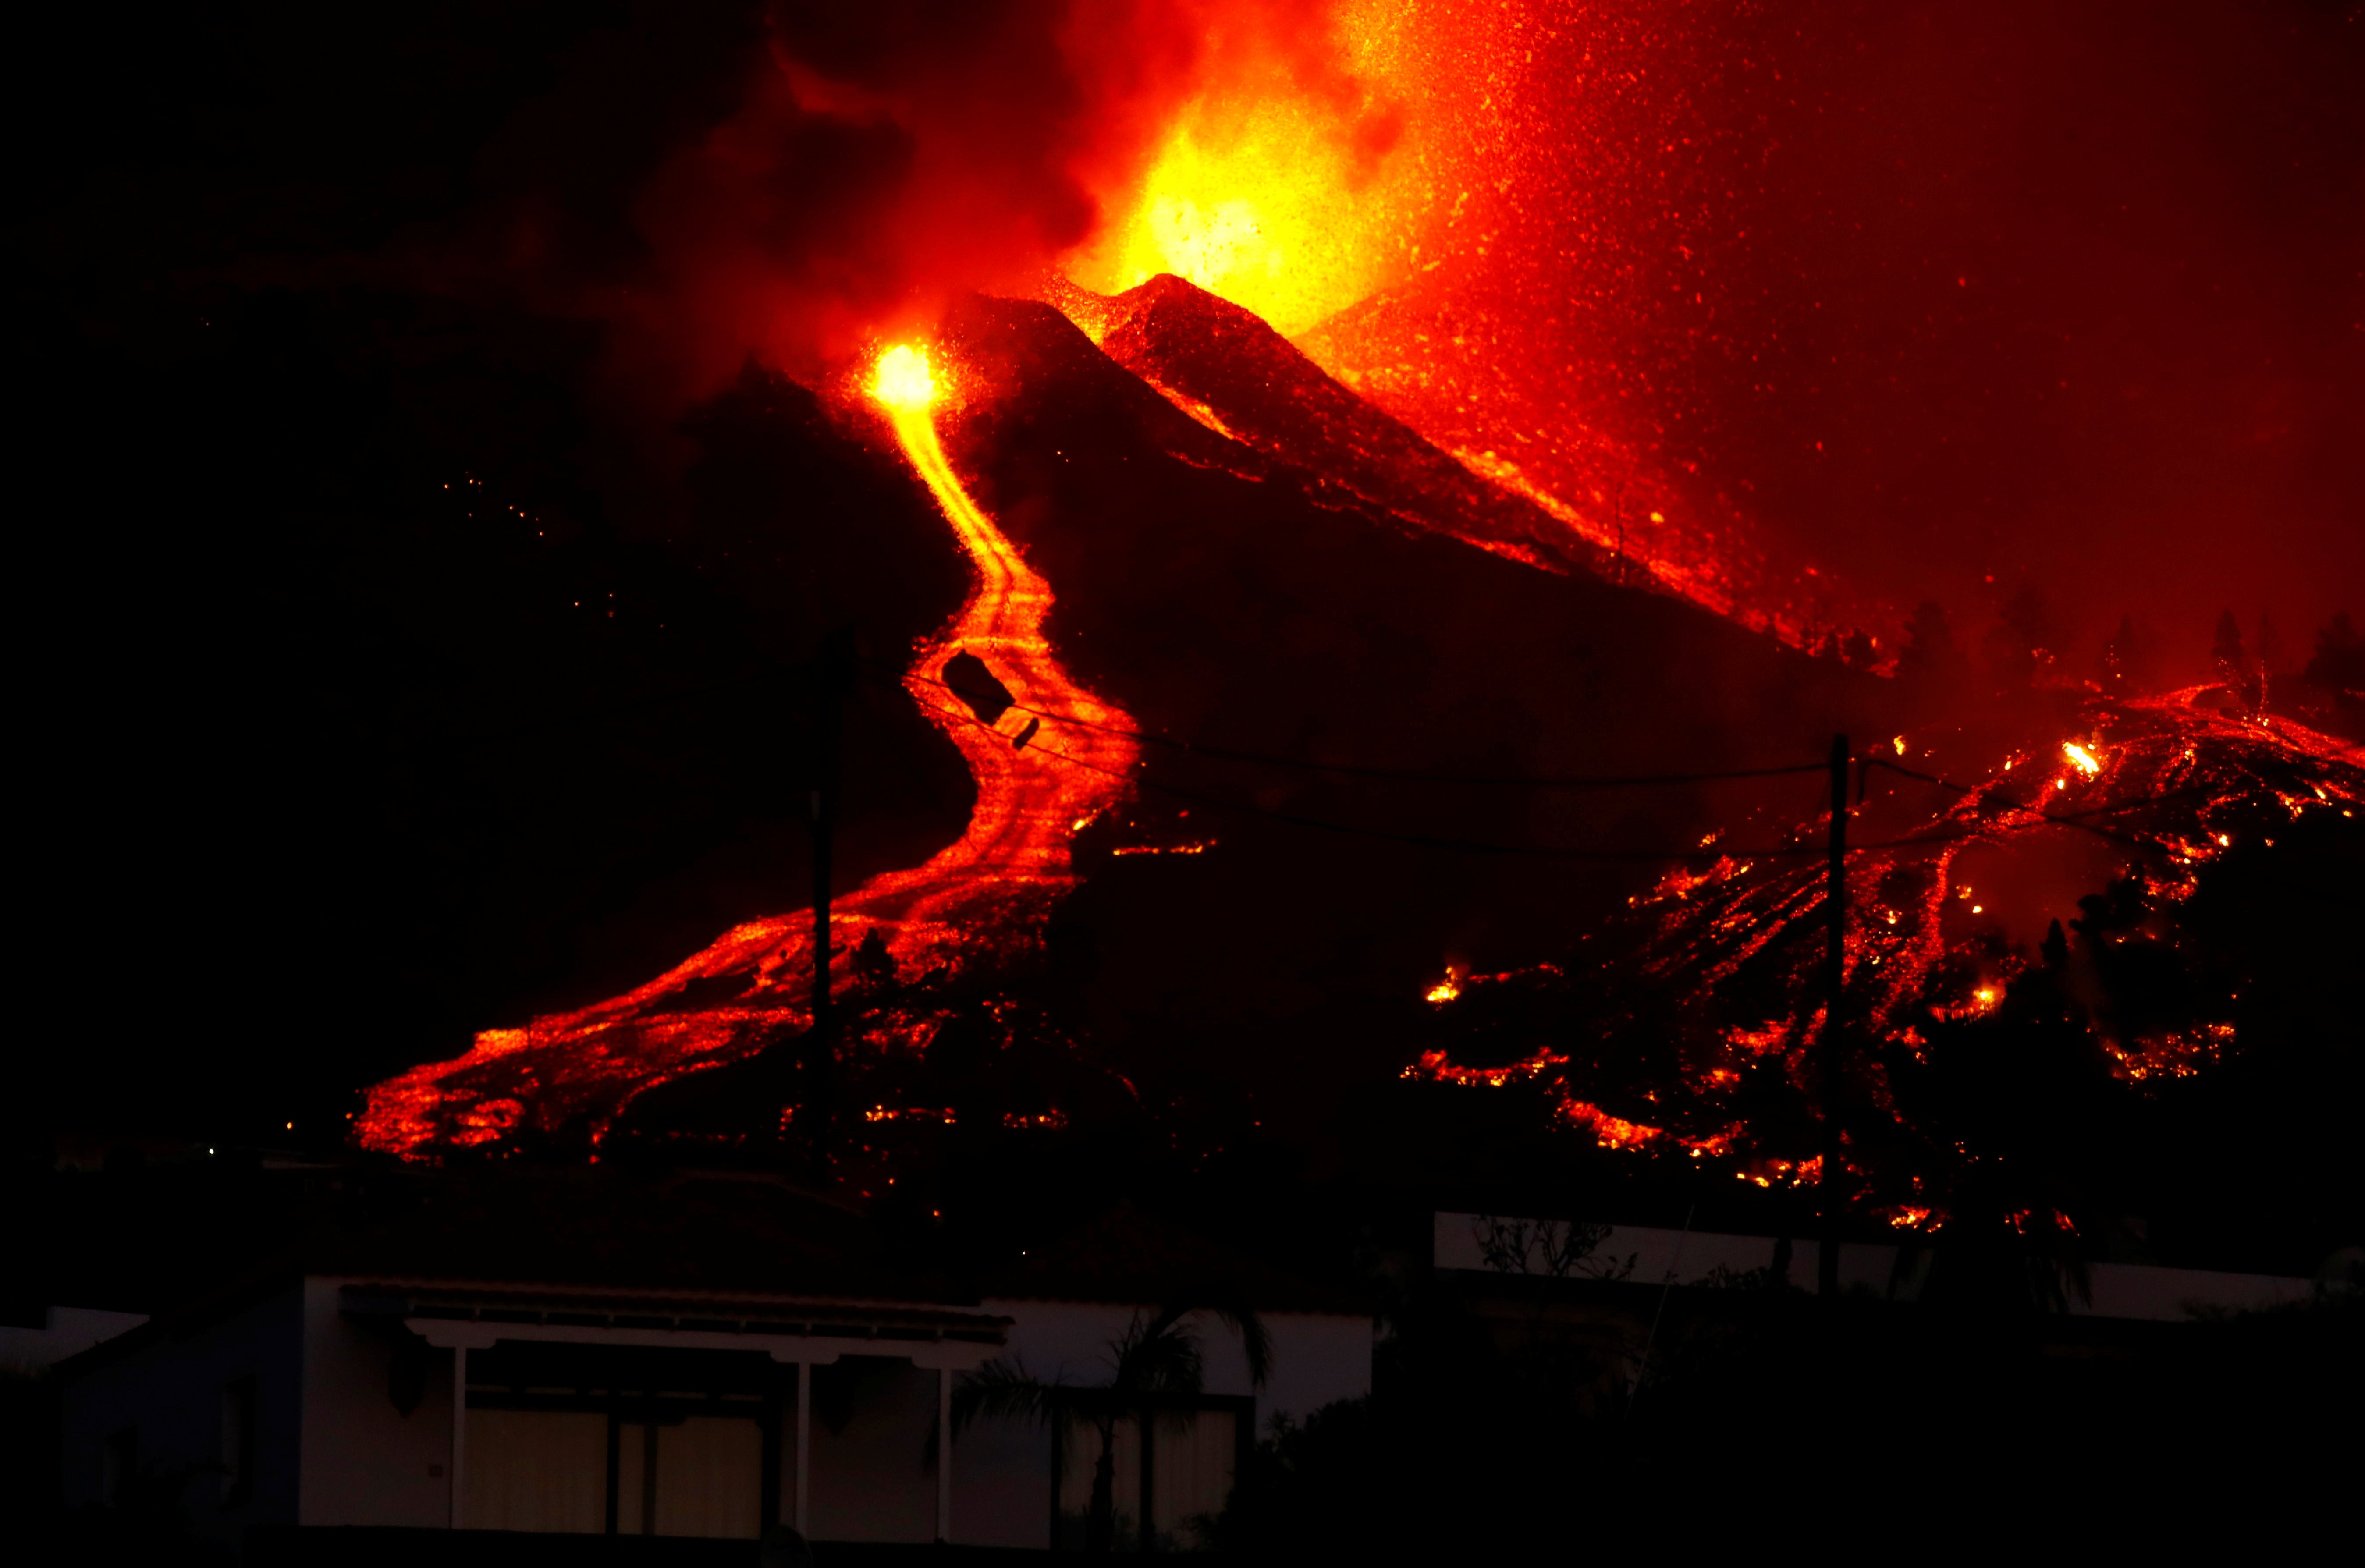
(953, 1303, 1272, 1553)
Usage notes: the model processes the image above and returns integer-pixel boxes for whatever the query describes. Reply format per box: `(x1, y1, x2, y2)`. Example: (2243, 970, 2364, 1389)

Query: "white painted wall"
(806, 1357, 937, 1543)
(298, 1277, 455, 1528)
(1433, 1211, 2321, 1319)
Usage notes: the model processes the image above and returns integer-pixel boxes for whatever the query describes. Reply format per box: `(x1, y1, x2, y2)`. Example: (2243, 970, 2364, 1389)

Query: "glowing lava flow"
(1406, 690, 2365, 1180)
(354, 345, 1137, 1157)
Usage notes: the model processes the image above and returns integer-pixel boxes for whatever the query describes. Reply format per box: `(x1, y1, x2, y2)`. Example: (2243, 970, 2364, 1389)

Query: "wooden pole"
(795, 1360, 811, 1536)
(806, 631, 855, 1180)
(936, 1367, 953, 1543)
(449, 1344, 468, 1529)
(1819, 733, 1849, 1298)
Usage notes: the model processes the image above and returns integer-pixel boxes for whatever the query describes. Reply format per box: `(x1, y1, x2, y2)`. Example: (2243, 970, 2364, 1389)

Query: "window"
(455, 1340, 781, 1538)
(615, 1417, 763, 1539)
(220, 1375, 257, 1507)
(461, 1409, 610, 1534)
(461, 1406, 766, 1539)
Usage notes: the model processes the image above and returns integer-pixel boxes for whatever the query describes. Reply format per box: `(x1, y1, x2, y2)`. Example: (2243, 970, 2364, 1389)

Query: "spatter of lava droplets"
(355, 346, 1138, 1157)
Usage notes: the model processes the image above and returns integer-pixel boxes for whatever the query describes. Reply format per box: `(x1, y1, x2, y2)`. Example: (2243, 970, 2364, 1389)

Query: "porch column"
(936, 1366, 952, 1543)
(795, 1359, 811, 1535)
(448, 1344, 468, 1529)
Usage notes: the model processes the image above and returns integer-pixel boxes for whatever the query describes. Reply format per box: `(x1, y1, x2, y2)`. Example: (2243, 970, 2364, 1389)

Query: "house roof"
(54, 1166, 989, 1379)
(982, 1203, 1369, 1316)
(340, 1280, 1008, 1345)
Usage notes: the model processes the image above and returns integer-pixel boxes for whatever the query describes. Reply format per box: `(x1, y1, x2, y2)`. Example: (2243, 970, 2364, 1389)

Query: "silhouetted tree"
(2254, 610, 2287, 715)
(2303, 612, 2362, 693)
(1981, 585, 2059, 689)
(1897, 600, 1971, 692)
(2211, 609, 2259, 714)
(2097, 614, 2162, 694)
(849, 926, 898, 994)
(955, 1304, 1271, 1554)
(2300, 611, 2363, 736)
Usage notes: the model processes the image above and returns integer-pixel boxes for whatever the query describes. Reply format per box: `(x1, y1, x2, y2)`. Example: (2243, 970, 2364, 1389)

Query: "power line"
(1865, 757, 2212, 853)
(994, 720, 2210, 866)
(1018, 731, 1834, 861)
(866, 658, 1829, 790)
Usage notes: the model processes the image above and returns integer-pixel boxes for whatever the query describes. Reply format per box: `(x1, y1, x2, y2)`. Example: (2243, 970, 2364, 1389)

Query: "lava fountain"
(355, 345, 1137, 1157)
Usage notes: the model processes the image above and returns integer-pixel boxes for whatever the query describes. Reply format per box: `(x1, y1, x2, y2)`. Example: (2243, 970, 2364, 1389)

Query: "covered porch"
(343, 1282, 1009, 1544)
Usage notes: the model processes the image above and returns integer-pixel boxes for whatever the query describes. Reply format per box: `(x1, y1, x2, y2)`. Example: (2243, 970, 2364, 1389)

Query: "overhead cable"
(866, 659, 1829, 790)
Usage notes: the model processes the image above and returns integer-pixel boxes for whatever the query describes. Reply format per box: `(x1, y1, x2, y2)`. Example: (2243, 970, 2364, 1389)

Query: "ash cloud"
(457, 1, 1363, 403)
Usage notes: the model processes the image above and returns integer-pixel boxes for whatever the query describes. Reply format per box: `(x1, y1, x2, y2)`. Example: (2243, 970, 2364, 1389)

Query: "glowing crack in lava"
(355, 345, 1138, 1157)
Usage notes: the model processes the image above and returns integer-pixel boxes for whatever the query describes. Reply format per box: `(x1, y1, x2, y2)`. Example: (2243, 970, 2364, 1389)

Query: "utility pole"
(805, 628, 856, 1181)
(1818, 732, 1849, 1298)
(1612, 486, 1626, 586)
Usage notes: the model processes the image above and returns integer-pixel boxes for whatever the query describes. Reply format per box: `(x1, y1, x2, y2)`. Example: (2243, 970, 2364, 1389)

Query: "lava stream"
(354, 346, 1137, 1156)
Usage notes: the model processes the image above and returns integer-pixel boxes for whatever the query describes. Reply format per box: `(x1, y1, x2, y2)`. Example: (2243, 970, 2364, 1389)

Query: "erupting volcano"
(356, 344, 1138, 1155)
(324, 0, 2361, 1252)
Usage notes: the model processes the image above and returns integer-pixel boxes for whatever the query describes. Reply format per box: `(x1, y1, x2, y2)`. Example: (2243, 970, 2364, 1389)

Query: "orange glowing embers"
(1403, 1047, 1564, 1089)
(2104, 1022, 2234, 1083)
(1736, 1156, 1821, 1190)
(1559, 1100, 1663, 1150)
(353, 342, 1139, 1158)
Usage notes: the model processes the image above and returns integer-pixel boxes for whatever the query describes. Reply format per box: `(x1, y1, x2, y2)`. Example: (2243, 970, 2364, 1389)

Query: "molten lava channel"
(355, 345, 1138, 1156)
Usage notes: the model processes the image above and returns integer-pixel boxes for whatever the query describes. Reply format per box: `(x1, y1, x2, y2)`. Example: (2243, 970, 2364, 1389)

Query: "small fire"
(1560, 1100, 1662, 1149)
(2063, 741, 2102, 777)
(1425, 968, 1463, 1004)
(870, 344, 938, 410)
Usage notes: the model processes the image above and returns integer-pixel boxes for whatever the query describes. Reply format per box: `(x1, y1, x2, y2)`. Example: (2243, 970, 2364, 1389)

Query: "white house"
(54, 1174, 1371, 1555)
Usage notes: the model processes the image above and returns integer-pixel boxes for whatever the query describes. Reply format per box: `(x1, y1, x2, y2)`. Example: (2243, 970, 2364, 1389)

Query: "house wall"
(0, 1306, 149, 1373)
(806, 1356, 939, 1543)
(1433, 1212, 2322, 1319)
(297, 1277, 454, 1528)
(58, 1284, 303, 1549)
(949, 1300, 1375, 1550)
(946, 1365, 1054, 1550)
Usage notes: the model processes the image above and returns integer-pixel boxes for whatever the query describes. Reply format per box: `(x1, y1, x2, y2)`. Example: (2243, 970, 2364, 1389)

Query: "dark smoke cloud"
(446, 1, 1287, 402)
